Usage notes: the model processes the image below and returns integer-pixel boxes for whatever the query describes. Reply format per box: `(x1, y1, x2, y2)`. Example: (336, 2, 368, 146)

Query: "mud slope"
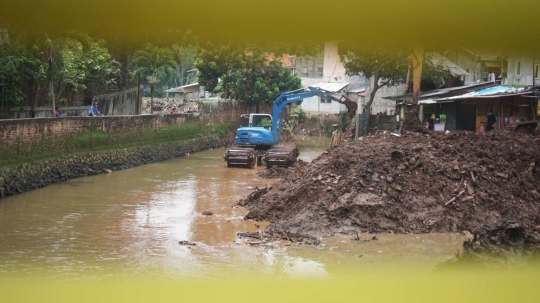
(239, 131, 540, 237)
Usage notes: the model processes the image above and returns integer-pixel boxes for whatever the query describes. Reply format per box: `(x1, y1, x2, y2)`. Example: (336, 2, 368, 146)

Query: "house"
(295, 41, 368, 116)
(505, 51, 540, 86)
(300, 82, 350, 115)
(444, 47, 506, 84)
(429, 85, 537, 132)
(165, 69, 206, 100)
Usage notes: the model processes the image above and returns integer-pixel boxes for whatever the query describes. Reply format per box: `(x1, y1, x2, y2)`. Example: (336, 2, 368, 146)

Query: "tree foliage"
(230, 50, 301, 112)
(195, 44, 301, 111)
(132, 44, 177, 113)
(341, 44, 451, 135)
(194, 43, 244, 99)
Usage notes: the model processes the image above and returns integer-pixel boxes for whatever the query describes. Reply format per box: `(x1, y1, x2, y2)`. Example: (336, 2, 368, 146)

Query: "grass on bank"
(0, 123, 235, 168)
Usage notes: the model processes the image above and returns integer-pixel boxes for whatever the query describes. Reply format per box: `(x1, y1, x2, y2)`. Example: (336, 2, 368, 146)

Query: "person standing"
(486, 111, 497, 131)
(54, 106, 61, 117)
(88, 101, 102, 116)
(477, 122, 485, 133)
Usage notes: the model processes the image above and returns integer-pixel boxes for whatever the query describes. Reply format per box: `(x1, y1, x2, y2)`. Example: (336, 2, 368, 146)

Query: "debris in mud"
(179, 240, 197, 246)
(202, 211, 213, 216)
(438, 221, 540, 269)
(236, 231, 321, 245)
(239, 130, 540, 237)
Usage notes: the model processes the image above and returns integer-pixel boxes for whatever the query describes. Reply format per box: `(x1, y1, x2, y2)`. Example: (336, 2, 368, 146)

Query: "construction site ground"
(242, 130, 540, 243)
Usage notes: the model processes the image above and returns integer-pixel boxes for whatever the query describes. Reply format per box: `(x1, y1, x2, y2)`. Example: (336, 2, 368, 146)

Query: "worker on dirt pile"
(486, 111, 497, 131)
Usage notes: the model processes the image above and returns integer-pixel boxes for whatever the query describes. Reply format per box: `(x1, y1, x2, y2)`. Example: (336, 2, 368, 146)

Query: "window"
(320, 96, 331, 103)
(301, 67, 308, 76)
(317, 67, 323, 77)
(517, 61, 521, 75)
(535, 64, 539, 79)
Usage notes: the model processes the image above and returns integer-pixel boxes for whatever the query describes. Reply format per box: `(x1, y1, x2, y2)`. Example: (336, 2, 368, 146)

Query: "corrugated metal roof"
(428, 53, 469, 77)
(309, 82, 350, 93)
(435, 86, 534, 101)
(384, 81, 497, 101)
(165, 82, 199, 93)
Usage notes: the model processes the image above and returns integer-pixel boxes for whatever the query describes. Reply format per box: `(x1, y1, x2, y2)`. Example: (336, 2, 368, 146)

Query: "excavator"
(224, 86, 356, 168)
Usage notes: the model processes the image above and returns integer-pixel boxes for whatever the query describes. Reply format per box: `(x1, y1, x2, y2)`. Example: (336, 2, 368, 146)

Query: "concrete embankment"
(0, 135, 227, 199)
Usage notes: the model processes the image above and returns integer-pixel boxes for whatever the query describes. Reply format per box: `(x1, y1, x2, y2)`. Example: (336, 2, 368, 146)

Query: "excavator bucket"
(514, 120, 539, 134)
(264, 146, 300, 168)
(224, 147, 257, 168)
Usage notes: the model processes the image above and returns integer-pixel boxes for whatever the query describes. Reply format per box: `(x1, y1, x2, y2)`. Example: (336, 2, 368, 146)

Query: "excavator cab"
(250, 114, 272, 130)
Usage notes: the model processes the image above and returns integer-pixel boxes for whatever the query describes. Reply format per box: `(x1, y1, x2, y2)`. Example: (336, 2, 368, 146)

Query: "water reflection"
(0, 137, 464, 280)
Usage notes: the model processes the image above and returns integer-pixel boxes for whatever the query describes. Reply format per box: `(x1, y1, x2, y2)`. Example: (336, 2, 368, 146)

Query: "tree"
(230, 50, 301, 112)
(132, 45, 177, 114)
(171, 44, 197, 86)
(0, 40, 32, 118)
(194, 43, 244, 99)
(342, 45, 409, 135)
(342, 45, 450, 135)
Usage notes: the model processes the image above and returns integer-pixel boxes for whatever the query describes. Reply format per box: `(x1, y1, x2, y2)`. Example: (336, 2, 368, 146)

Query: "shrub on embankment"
(0, 134, 230, 199)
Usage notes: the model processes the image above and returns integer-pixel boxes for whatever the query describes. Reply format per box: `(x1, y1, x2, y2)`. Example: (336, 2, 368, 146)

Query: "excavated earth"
(240, 130, 540, 237)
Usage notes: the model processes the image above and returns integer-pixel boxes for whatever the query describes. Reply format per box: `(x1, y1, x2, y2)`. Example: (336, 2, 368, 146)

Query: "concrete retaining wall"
(0, 135, 229, 199)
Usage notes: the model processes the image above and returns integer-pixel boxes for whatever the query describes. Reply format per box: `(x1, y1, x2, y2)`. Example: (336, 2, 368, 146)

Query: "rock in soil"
(240, 130, 540, 237)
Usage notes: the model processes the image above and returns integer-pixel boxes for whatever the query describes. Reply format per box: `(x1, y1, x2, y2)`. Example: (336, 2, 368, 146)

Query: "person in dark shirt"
(486, 111, 497, 131)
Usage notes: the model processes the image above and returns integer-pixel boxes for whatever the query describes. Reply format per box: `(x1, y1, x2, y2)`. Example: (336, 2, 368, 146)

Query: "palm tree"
(132, 45, 177, 114)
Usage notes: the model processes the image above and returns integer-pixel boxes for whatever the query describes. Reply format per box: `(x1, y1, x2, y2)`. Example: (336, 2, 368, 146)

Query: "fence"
(0, 99, 254, 167)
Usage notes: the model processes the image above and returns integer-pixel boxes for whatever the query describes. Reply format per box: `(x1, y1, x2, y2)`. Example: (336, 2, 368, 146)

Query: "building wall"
(363, 80, 404, 115)
(0, 115, 197, 147)
(300, 96, 346, 115)
(294, 52, 324, 79)
(322, 41, 347, 83)
(506, 52, 538, 86)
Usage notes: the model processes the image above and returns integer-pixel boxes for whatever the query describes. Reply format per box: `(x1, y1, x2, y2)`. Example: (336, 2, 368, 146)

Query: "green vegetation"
(195, 45, 302, 112)
(132, 45, 177, 114)
(0, 122, 235, 167)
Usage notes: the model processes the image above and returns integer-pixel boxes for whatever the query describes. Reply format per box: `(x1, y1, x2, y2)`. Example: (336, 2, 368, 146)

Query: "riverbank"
(0, 132, 235, 199)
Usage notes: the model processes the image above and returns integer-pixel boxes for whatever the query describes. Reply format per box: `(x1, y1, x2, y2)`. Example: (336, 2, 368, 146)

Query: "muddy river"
(0, 137, 465, 280)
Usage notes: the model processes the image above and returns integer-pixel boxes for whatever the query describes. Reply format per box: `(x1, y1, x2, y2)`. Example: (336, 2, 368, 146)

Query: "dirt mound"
(239, 131, 540, 237)
(257, 160, 308, 179)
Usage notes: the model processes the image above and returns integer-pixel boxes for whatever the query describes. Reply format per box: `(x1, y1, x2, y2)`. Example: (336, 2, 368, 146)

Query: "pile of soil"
(257, 160, 308, 179)
(239, 131, 540, 237)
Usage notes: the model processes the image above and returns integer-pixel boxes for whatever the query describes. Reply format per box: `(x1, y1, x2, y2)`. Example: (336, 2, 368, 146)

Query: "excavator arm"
(272, 86, 358, 142)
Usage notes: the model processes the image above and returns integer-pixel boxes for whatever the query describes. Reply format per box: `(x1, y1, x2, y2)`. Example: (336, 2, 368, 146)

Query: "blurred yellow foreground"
(2, 270, 540, 303)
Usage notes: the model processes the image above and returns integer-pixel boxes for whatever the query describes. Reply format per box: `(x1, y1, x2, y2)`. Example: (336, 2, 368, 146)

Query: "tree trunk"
(255, 103, 260, 113)
(362, 74, 380, 136)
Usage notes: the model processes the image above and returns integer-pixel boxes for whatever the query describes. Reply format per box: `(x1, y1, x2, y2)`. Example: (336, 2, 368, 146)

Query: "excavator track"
(264, 146, 300, 168)
(224, 147, 257, 168)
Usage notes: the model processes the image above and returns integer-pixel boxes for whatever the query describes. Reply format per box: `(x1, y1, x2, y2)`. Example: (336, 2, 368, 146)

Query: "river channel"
(0, 137, 465, 280)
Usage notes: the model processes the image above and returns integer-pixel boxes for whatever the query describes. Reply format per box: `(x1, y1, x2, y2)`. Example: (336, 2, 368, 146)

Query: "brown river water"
(0, 137, 466, 280)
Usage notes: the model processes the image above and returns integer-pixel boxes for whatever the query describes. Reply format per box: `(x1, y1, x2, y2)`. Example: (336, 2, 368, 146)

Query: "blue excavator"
(224, 86, 357, 168)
